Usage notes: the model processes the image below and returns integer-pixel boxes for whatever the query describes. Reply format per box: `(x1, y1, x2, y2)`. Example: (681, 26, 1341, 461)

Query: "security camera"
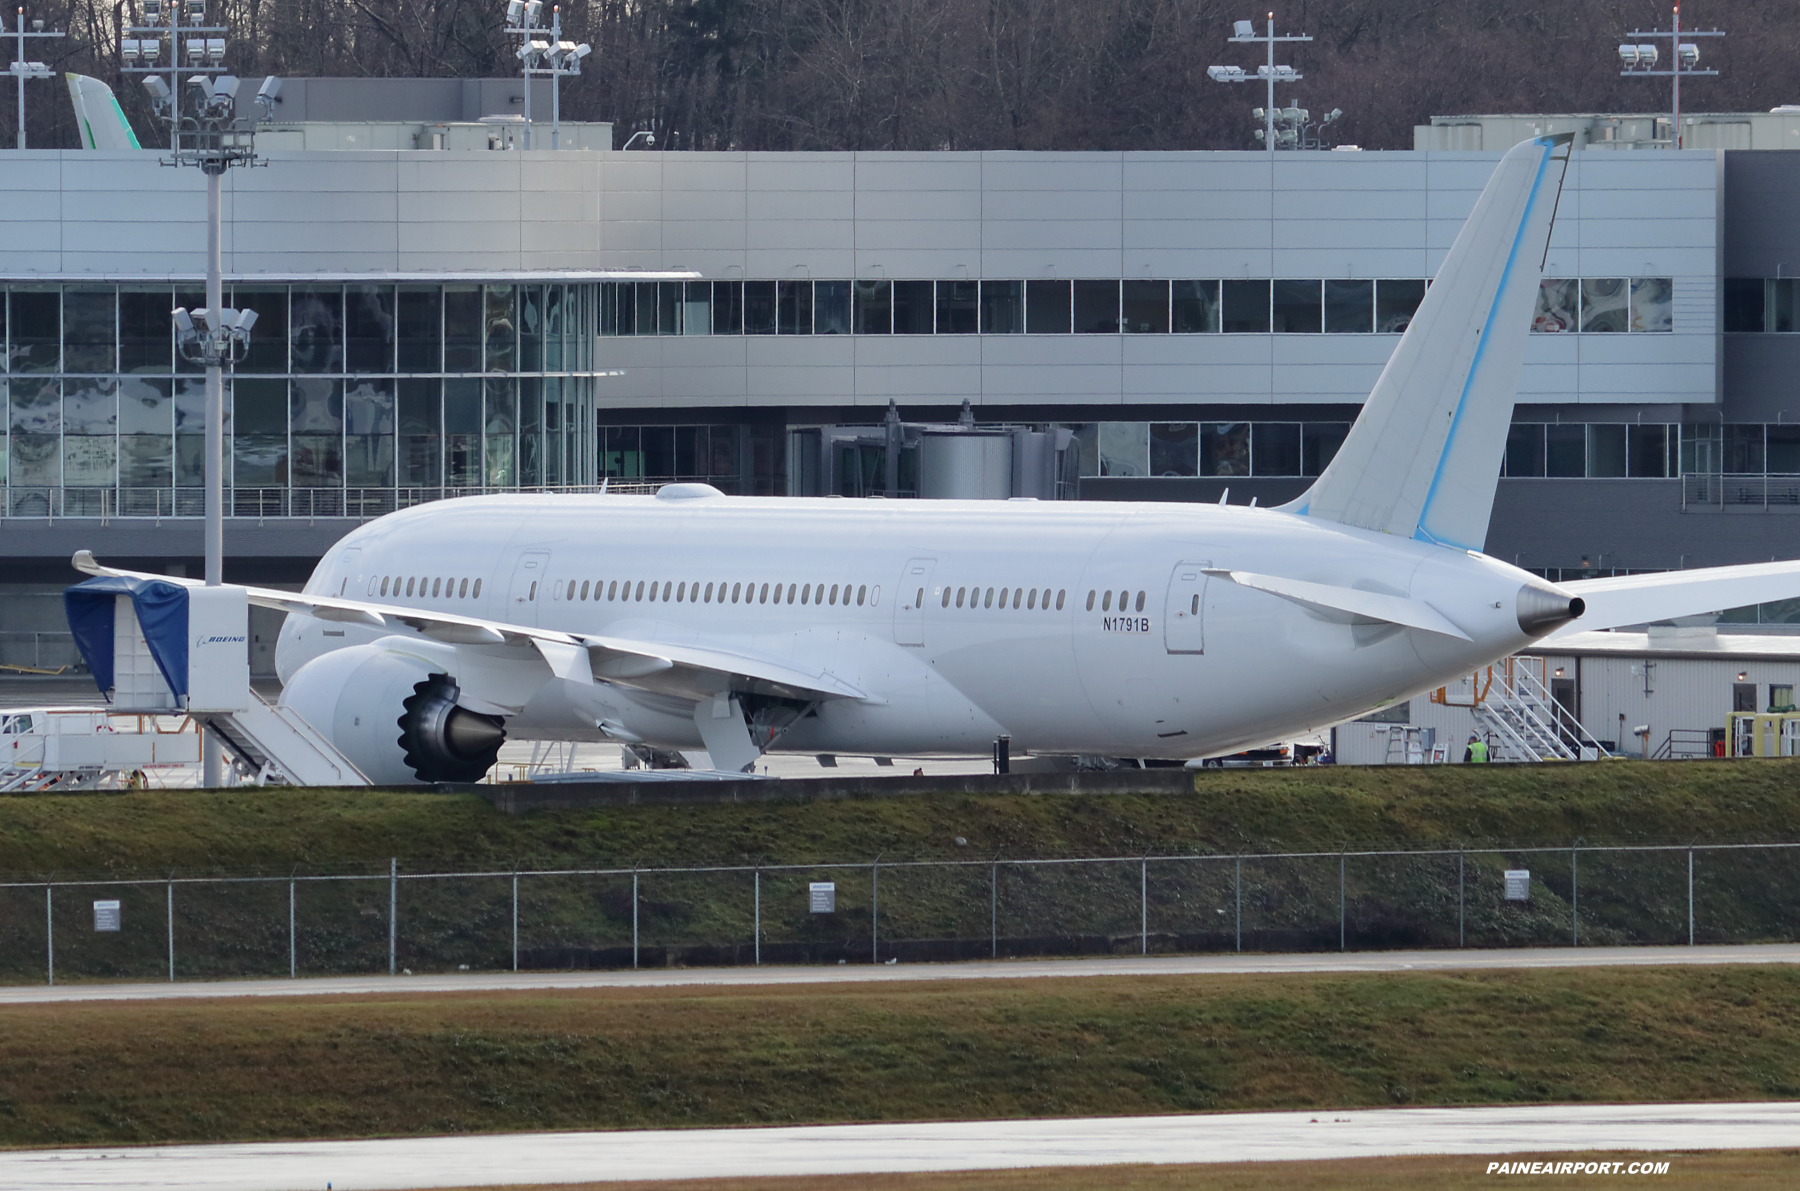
(141, 74, 172, 110)
(211, 74, 239, 101)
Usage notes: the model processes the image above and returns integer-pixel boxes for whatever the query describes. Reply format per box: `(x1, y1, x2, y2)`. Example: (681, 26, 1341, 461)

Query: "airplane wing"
(1204, 568, 1472, 640)
(71, 551, 864, 703)
(1547, 560, 1800, 640)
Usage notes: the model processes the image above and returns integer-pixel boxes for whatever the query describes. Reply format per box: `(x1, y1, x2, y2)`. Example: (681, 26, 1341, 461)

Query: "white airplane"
(75, 135, 1800, 783)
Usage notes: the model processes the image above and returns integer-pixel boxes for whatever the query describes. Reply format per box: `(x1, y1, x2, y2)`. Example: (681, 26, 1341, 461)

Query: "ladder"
(1383, 725, 1435, 764)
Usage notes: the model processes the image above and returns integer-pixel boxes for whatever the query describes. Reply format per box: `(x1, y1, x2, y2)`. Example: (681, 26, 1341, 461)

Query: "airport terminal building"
(5, 105, 1800, 663)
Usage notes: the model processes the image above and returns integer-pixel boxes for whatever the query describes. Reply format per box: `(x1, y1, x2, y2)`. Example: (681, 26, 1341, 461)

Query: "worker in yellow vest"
(1464, 734, 1489, 764)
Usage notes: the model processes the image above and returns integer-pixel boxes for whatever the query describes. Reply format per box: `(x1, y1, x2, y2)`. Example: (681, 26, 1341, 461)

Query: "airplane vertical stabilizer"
(1286, 134, 1572, 550)
(66, 73, 143, 150)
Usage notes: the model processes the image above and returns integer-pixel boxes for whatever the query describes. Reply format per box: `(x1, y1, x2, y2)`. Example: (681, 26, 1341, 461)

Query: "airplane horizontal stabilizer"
(1203, 569, 1471, 640)
(1288, 134, 1573, 552)
(1549, 561, 1800, 639)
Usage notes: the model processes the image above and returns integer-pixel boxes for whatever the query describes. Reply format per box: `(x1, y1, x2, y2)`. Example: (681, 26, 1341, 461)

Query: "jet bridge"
(64, 578, 368, 787)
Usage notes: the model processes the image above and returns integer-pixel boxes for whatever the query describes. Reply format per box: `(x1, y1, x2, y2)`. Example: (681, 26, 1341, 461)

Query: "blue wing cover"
(63, 577, 189, 700)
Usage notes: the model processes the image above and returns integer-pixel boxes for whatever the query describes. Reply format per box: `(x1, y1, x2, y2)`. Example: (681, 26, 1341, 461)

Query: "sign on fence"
(1504, 870, 1531, 901)
(93, 899, 121, 931)
(809, 881, 836, 913)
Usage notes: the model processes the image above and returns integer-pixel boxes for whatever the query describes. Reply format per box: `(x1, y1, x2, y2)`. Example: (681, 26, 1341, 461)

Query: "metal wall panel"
(0, 146, 1720, 414)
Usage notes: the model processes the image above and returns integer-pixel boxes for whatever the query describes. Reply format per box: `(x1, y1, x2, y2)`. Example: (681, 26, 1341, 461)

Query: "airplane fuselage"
(277, 491, 1556, 760)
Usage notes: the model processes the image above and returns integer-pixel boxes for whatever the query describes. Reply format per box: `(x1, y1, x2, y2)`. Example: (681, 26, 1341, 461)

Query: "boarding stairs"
(1470, 656, 1609, 763)
(198, 693, 367, 787)
(64, 581, 370, 788)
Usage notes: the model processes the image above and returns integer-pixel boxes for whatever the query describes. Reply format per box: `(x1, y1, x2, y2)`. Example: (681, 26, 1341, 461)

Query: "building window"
(1324, 280, 1372, 333)
(1221, 280, 1270, 333)
(854, 281, 891, 334)
(1533, 278, 1672, 333)
(935, 281, 978, 334)
(1172, 281, 1220, 333)
(1121, 281, 1169, 334)
(981, 281, 1023, 334)
(1026, 280, 1071, 334)
(1072, 280, 1120, 333)
(1272, 280, 1322, 333)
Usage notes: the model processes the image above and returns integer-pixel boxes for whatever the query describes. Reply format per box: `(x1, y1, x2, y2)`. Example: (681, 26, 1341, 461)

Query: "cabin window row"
(1086, 589, 1149, 613)
(938, 586, 1067, 611)
(546, 577, 878, 608)
(378, 575, 483, 599)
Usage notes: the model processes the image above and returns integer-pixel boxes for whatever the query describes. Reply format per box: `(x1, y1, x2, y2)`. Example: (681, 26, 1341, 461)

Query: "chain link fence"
(4, 842, 1799, 985)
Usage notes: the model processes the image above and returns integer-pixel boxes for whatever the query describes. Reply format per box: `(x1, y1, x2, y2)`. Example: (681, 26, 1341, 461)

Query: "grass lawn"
(2, 966, 1799, 1148)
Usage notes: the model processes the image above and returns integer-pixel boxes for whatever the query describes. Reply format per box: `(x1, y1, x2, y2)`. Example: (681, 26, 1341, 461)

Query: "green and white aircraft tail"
(66, 73, 142, 150)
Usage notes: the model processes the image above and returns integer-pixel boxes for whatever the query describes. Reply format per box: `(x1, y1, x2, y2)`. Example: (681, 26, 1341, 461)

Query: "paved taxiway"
(2, 1101, 1794, 1189)
(1, 943, 1796, 1005)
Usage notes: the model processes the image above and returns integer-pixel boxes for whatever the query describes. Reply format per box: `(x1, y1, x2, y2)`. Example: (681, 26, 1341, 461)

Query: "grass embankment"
(7, 759, 1800, 877)
(7, 761, 1800, 982)
(475, 1152, 1800, 1191)
(3, 967, 1800, 1147)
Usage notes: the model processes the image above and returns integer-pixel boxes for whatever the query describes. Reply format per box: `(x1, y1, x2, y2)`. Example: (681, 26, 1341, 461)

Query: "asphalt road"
(1, 1102, 1793, 1189)
(2, 943, 1797, 1005)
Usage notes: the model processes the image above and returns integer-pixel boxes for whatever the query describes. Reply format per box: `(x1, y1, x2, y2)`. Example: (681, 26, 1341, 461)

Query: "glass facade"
(599, 278, 1434, 336)
(1, 282, 600, 518)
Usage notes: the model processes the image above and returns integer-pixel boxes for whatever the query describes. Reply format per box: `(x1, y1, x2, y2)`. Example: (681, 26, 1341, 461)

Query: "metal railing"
(1682, 472, 1800, 511)
(0, 631, 81, 673)
(1476, 656, 1611, 762)
(4, 841, 1797, 986)
(1654, 728, 1721, 760)
(0, 485, 630, 521)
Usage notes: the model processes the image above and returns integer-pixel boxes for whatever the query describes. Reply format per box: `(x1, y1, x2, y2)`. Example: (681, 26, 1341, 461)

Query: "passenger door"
(1163, 561, 1209, 654)
(893, 557, 936, 646)
(336, 548, 363, 597)
(506, 550, 551, 626)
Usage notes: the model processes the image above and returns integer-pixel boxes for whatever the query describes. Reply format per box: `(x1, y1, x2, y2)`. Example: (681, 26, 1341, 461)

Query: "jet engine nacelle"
(280, 644, 506, 785)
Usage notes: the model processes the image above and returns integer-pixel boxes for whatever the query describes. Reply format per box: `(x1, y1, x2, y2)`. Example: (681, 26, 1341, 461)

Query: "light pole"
(6, 6, 63, 149)
(1208, 13, 1311, 154)
(504, 0, 544, 149)
(121, 0, 230, 152)
(545, 8, 591, 150)
(130, 2, 278, 786)
(1619, 4, 1724, 150)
